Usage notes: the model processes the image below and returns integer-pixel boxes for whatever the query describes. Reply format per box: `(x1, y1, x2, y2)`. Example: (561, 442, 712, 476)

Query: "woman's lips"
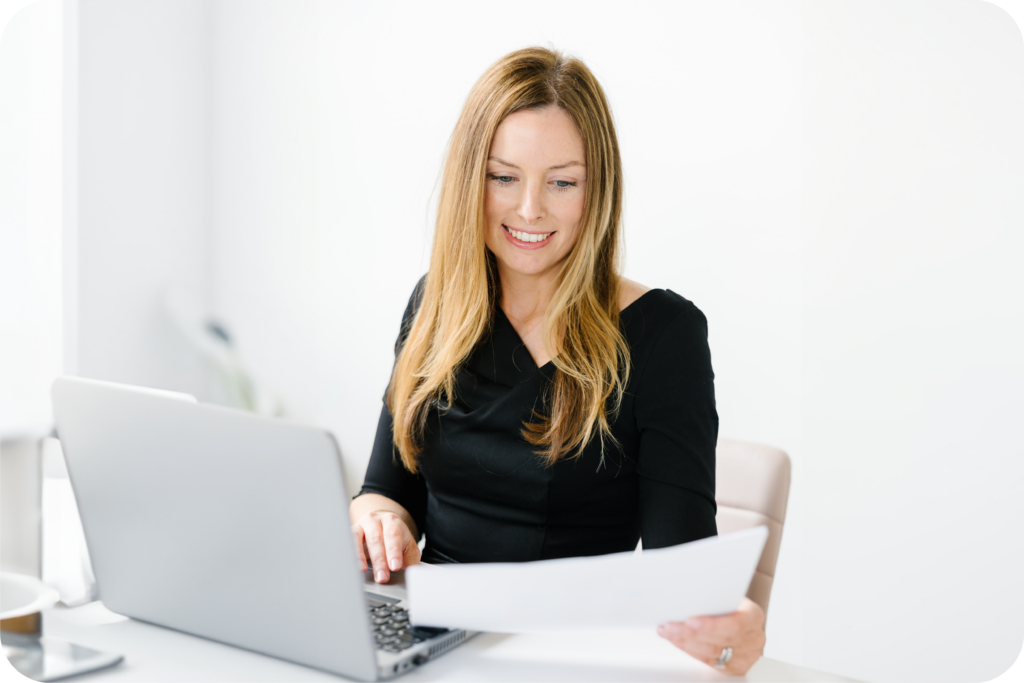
(502, 224, 554, 250)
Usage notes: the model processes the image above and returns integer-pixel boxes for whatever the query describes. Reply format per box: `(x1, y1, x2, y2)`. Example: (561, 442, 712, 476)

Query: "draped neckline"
(492, 288, 660, 378)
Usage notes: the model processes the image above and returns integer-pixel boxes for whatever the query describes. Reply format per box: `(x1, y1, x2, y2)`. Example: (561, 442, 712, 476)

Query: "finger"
(686, 622, 765, 653)
(403, 537, 422, 567)
(657, 622, 704, 652)
(657, 625, 761, 675)
(381, 515, 407, 571)
(684, 598, 765, 643)
(683, 611, 751, 644)
(362, 519, 390, 583)
(661, 617, 766, 674)
(405, 539, 422, 565)
(351, 525, 367, 572)
(658, 627, 719, 662)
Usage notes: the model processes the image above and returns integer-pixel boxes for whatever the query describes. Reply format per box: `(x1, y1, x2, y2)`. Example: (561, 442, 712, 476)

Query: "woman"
(350, 47, 766, 674)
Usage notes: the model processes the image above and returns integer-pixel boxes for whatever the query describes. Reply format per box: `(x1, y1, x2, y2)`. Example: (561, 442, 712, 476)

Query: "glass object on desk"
(1, 632, 122, 682)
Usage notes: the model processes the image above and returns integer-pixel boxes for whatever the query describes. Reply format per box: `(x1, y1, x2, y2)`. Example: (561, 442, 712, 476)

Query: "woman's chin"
(486, 232, 570, 280)
(495, 254, 562, 280)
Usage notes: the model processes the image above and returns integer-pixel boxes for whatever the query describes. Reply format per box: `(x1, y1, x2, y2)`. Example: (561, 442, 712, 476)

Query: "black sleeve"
(634, 302, 719, 548)
(357, 277, 428, 537)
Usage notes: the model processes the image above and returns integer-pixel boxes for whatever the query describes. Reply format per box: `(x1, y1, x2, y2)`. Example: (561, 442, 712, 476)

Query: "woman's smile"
(502, 224, 555, 249)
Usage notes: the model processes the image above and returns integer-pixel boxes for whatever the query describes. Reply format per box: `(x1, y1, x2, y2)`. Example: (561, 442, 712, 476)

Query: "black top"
(359, 280, 718, 564)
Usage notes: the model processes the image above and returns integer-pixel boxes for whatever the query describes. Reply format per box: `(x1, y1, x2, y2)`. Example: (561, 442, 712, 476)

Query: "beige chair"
(715, 438, 791, 616)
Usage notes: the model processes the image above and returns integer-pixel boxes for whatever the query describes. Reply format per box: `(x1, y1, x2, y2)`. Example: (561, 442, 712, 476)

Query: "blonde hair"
(388, 46, 628, 472)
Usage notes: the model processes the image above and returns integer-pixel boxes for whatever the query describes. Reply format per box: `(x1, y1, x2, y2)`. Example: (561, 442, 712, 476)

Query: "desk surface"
(14, 602, 857, 683)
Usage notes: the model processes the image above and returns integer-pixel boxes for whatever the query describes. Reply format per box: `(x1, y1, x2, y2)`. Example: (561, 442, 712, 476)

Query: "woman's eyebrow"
(487, 156, 585, 171)
(488, 156, 520, 169)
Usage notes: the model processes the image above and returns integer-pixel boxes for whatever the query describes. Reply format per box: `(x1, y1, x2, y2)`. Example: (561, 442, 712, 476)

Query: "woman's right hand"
(351, 510, 421, 583)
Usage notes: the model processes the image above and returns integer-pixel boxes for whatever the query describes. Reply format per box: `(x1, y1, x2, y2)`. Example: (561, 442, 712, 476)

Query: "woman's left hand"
(657, 597, 766, 675)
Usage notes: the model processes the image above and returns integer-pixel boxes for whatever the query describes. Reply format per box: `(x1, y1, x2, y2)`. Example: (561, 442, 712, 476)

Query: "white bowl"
(0, 573, 60, 620)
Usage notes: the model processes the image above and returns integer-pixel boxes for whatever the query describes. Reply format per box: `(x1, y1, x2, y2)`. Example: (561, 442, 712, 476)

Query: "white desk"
(26, 602, 857, 682)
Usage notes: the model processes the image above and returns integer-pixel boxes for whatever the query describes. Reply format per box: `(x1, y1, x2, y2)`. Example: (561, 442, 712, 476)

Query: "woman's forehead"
(488, 107, 585, 170)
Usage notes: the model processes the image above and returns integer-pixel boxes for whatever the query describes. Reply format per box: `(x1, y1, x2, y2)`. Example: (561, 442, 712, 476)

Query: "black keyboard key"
(410, 626, 450, 640)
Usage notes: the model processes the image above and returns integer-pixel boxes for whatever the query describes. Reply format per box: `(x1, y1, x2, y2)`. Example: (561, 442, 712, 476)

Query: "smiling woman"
(485, 108, 586, 262)
(382, 48, 637, 472)
(483, 107, 588, 364)
(349, 46, 767, 674)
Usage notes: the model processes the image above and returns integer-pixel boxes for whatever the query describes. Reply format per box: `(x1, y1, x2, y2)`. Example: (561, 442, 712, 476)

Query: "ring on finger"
(714, 646, 733, 670)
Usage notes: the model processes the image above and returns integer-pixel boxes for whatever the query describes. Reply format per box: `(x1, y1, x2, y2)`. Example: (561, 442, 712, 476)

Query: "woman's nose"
(517, 183, 545, 224)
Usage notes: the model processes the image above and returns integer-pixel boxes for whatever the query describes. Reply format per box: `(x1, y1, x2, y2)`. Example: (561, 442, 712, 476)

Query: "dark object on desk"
(1, 631, 123, 681)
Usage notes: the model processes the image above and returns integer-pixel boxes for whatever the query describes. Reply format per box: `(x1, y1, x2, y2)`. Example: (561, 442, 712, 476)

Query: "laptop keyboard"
(367, 603, 449, 653)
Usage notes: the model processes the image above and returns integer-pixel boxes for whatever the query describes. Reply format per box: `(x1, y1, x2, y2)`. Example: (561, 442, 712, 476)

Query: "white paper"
(405, 526, 768, 633)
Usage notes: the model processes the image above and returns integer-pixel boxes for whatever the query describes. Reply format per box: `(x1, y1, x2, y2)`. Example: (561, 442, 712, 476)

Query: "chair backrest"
(715, 438, 791, 615)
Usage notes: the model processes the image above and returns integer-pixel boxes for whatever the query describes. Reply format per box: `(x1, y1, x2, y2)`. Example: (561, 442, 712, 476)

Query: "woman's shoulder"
(404, 274, 428, 319)
(620, 284, 710, 351)
(621, 276, 706, 321)
(622, 287, 713, 390)
(393, 274, 428, 354)
(618, 277, 651, 312)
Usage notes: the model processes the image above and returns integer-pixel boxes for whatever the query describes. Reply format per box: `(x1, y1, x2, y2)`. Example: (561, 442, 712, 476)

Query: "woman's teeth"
(505, 226, 552, 243)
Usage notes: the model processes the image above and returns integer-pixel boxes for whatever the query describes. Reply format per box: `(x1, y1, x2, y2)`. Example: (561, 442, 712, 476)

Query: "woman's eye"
(488, 174, 516, 185)
(552, 180, 577, 191)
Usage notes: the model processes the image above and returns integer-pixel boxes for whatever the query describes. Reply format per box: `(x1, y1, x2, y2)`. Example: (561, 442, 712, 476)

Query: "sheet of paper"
(405, 526, 767, 633)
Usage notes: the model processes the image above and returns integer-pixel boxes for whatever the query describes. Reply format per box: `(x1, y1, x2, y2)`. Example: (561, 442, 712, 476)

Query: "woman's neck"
(497, 267, 558, 324)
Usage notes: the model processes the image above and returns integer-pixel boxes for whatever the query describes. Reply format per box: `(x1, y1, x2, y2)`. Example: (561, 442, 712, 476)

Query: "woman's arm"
(350, 493, 421, 584)
(635, 298, 718, 547)
(355, 404, 427, 584)
(354, 395, 428, 585)
(633, 297, 765, 674)
(353, 278, 430, 584)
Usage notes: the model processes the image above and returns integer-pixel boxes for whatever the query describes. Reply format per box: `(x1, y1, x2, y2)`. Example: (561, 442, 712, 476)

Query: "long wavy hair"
(387, 47, 629, 472)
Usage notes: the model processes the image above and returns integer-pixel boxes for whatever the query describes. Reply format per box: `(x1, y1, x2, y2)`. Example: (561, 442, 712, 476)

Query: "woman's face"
(483, 106, 587, 282)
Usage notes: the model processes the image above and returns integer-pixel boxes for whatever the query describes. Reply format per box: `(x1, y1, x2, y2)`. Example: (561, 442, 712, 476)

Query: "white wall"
(73, 0, 214, 398)
(801, 2, 1024, 681)
(0, 0, 62, 438)
(209, 0, 324, 424)
(58, 1, 1024, 681)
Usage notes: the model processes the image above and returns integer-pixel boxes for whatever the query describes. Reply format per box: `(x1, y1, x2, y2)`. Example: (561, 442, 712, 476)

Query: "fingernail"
(376, 570, 387, 583)
(657, 625, 667, 637)
(389, 558, 401, 571)
(686, 617, 702, 630)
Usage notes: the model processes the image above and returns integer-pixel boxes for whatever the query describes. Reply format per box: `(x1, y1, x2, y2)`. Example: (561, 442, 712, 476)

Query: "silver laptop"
(51, 376, 474, 681)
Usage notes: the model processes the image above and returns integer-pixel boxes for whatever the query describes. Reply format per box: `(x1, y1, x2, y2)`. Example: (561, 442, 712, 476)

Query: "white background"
(0, 0, 60, 439)
(1, 1, 1022, 681)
